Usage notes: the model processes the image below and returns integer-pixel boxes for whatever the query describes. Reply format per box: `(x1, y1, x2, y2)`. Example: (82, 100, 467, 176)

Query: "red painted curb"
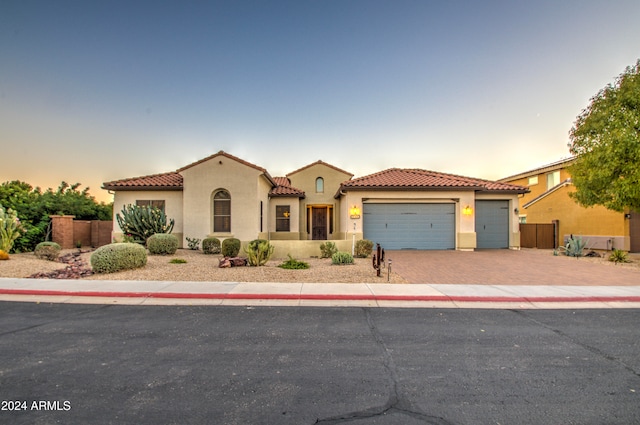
(2, 289, 640, 304)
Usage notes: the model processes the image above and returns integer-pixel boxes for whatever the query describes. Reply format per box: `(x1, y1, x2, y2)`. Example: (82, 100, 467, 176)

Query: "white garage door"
(363, 203, 455, 250)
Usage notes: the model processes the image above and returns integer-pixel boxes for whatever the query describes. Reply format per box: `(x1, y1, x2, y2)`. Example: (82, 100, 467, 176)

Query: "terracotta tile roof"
(339, 168, 528, 193)
(270, 177, 305, 198)
(286, 160, 353, 178)
(102, 172, 183, 191)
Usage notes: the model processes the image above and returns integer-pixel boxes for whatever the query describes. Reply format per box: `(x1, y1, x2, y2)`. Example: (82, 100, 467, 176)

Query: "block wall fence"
(50, 215, 113, 249)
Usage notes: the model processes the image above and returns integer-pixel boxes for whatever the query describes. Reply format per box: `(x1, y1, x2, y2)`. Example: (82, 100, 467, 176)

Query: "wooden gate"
(520, 223, 556, 249)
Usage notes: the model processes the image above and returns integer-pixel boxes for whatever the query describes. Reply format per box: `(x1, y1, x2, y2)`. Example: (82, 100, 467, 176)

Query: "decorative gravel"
(0, 249, 408, 284)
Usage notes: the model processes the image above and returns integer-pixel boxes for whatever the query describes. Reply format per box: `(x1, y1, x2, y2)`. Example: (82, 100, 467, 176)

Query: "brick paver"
(388, 249, 640, 286)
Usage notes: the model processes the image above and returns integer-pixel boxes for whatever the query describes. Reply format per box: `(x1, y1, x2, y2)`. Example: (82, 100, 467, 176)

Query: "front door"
(312, 207, 327, 240)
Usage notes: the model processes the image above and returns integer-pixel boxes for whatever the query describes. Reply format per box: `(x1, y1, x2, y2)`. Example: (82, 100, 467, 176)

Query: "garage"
(363, 203, 455, 250)
(475, 200, 509, 249)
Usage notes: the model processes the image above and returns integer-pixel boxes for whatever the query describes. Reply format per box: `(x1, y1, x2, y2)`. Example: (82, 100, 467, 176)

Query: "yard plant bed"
(0, 249, 408, 284)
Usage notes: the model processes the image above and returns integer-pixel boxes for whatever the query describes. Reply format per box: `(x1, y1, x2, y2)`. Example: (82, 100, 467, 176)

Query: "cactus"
(115, 204, 174, 244)
(0, 204, 24, 253)
(244, 239, 274, 266)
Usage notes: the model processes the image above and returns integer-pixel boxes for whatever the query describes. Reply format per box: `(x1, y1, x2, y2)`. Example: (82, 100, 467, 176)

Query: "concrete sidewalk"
(2, 277, 640, 309)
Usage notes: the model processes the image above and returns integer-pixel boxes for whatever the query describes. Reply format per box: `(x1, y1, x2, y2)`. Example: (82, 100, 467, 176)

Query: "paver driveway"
(388, 249, 640, 286)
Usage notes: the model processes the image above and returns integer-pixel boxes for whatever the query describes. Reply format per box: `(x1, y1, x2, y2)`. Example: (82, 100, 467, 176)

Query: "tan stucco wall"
(180, 156, 270, 244)
(111, 190, 184, 245)
(510, 168, 572, 208)
(339, 190, 522, 250)
(287, 163, 352, 240)
(268, 197, 301, 236)
(524, 185, 628, 250)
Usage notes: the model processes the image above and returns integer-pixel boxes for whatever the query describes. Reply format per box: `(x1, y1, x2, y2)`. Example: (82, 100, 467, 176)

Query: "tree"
(0, 180, 113, 252)
(568, 60, 640, 212)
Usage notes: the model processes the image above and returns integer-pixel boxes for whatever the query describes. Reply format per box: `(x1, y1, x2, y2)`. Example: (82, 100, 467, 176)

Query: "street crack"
(511, 310, 640, 378)
(314, 308, 453, 424)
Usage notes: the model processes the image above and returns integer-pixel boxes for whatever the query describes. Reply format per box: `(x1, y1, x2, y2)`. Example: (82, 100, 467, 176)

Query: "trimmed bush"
(91, 243, 147, 274)
(147, 233, 179, 255)
(244, 239, 274, 266)
(354, 239, 374, 258)
(34, 242, 61, 261)
(331, 251, 354, 265)
(202, 237, 221, 254)
(0, 249, 9, 261)
(221, 238, 241, 257)
(319, 241, 338, 258)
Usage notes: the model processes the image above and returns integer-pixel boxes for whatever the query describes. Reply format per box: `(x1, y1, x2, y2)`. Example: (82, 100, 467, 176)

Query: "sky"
(2, 0, 639, 203)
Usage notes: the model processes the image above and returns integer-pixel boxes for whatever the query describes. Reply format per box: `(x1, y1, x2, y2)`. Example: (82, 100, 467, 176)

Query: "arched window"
(213, 190, 231, 232)
(315, 177, 324, 193)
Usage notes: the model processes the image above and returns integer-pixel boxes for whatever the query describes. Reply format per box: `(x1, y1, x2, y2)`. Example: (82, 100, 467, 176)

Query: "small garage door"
(475, 200, 509, 249)
(363, 203, 455, 250)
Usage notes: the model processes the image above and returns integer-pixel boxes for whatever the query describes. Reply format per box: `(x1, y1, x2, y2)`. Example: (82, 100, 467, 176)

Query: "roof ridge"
(176, 150, 268, 174)
(286, 160, 353, 178)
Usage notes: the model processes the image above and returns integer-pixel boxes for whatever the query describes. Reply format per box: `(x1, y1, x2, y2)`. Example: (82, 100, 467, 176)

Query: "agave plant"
(558, 235, 589, 258)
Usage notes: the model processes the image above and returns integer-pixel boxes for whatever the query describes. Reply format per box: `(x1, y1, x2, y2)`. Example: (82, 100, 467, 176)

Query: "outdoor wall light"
(462, 205, 473, 216)
(349, 206, 361, 219)
(514, 207, 519, 214)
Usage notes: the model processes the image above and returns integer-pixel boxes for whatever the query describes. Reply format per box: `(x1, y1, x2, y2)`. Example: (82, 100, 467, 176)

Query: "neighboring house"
(499, 158, 640, 252)
(103, 151, 528, 256)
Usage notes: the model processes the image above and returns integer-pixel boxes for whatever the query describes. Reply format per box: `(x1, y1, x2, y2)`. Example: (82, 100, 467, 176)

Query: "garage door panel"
(475, 200, 509, 249)
(363, 203, 454, 250)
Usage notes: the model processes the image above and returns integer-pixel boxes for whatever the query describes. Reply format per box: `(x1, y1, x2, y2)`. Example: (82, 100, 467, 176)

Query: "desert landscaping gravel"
(0, 249, 408, 284)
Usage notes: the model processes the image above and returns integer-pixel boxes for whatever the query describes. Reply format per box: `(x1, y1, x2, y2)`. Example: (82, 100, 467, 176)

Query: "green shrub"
(147, 233, 179, 255)
(202, 237, 221, 254)
(354, 239, 374, 258)
(169, 258, 187, 264)
(319, 241, 338, 258)
(34, 241, 61, 261)
(186, 237, 201, 250)
(278, 254, 310, 270)
(609, 249, 630, 264)
(332, 251, 354, 265)
(244, 239, 274, 266)
(90, 243, 147, 273)
(221, 238, 241, 257)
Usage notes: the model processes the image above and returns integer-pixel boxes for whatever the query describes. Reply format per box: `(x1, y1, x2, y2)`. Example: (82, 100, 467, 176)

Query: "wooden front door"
(312, 207, 327, 240)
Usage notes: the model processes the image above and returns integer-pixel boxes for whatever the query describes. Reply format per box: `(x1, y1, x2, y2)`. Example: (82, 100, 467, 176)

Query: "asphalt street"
(1, 302, 639, 424)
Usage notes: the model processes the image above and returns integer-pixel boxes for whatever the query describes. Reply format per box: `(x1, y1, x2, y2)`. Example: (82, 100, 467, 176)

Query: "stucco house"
(499, 158, 640, 252)
(103, 151, 528, 256)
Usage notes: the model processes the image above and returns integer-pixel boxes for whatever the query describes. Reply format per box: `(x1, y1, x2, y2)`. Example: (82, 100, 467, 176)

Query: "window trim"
(213, 190, 231, 233)
(315, 177, 324, 193)
(275, 205, 291, 232)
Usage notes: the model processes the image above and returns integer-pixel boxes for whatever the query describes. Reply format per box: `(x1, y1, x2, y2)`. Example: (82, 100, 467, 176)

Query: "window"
(136, 200, 165, 212)
(276, 205, 290, 232)
(528, 176, 538, 186)
(547, 171, 560, 190)
(213, 190, 231, 232)
(315, 177, 324, 193)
